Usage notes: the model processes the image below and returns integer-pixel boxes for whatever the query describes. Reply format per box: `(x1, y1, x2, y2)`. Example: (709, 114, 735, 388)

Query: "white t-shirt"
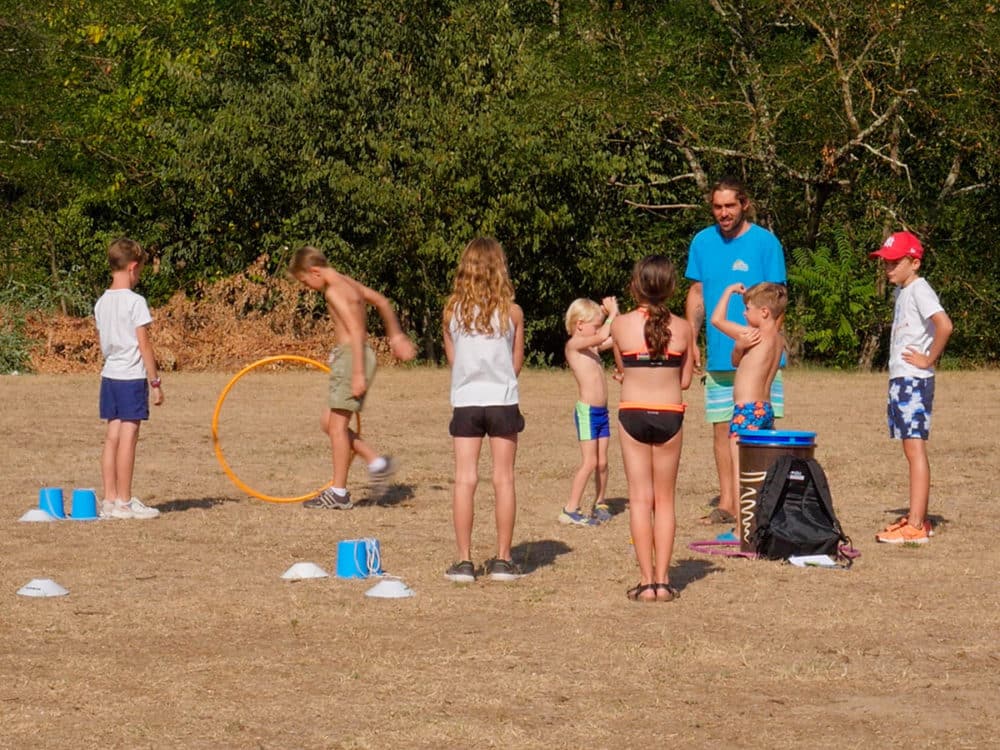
(889, 277, 944, 379)
(449, 308, 519, 407)
(94, 289, 153, 380)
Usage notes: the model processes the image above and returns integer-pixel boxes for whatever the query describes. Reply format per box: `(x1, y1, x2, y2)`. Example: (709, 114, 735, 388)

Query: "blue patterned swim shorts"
(888, 376, 934, 440)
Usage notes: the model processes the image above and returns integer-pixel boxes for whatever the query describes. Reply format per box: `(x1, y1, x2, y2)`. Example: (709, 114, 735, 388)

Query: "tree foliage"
(1, 0, 998, 368)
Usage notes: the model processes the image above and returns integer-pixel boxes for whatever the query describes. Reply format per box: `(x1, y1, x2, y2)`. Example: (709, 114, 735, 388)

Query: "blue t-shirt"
(685, 223, 786, 372)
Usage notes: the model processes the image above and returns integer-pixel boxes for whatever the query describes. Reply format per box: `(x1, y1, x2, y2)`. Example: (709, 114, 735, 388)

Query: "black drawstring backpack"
(750, 455, 852, 565)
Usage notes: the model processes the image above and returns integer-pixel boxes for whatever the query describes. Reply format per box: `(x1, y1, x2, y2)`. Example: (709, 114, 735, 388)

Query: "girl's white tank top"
(449, 307, 519, 407)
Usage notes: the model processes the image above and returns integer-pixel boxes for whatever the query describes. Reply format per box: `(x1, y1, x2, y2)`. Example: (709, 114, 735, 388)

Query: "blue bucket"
(737, 430, 817, 552)
(335, 539, 383, 579)
(736, 430, 817, 448)
(39, 487, 66, 519)
(70, 488, 100, 521)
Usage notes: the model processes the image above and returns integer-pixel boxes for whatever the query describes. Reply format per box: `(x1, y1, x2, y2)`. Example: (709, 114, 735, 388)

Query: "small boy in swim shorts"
(290, 246, 416, 509)
(562, 295, 619, 525)
(709, 281, 787, 523)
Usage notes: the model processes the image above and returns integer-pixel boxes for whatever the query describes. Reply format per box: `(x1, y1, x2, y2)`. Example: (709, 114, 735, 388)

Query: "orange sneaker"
(880, 518, 908, 534)
(876, 520, 930, 544)
(882, 516, 935, 537)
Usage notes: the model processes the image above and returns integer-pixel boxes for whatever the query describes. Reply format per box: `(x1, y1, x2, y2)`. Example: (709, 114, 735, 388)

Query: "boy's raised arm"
(710, 283, 748, 341)
(566, 296, 619, 353)
(566, 331, 610, 352)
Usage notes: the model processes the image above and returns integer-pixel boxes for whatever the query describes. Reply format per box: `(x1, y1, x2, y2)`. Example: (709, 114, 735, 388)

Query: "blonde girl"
(442, 237, 525, 583)
(611, 255, 694, 602)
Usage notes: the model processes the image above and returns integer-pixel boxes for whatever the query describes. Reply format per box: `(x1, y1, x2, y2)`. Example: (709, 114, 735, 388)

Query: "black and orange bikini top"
(620, 350, 684, 368)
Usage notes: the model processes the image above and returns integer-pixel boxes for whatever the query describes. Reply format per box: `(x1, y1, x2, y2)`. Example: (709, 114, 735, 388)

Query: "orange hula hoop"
(211, 355, 361, 503)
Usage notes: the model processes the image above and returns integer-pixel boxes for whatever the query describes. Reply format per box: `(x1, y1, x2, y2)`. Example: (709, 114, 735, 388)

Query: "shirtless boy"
(561, 295, 619, 525)
(708, 281, 787, 523)
(290, 246, 417, 509)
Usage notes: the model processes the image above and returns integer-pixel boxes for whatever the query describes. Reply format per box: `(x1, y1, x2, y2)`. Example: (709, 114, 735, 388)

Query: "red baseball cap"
(870, 231, 924, 261)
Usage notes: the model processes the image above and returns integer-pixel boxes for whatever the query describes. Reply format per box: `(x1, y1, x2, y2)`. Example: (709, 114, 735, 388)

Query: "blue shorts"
(99, 377, 150, 421)
(705, 370, 784, 423)
(888, 376, 934, 440)
(729, 401, 775, 436)
(574, 402, 610, 441)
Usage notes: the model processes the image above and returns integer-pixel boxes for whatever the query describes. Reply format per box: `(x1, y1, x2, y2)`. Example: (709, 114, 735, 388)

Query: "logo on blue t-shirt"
(731, 259, 749, 272)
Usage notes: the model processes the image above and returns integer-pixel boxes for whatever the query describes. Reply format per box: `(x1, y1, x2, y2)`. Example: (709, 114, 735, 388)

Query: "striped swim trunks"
(574, 402, 611, 441)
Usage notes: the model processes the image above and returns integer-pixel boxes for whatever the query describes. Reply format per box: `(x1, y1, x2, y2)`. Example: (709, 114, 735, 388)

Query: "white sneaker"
(127, 497, 160, 519)
(101, 500, 134, 520)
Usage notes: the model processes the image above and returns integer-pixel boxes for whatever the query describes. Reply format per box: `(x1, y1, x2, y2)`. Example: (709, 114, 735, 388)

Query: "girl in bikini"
(611, 255, 695, 602)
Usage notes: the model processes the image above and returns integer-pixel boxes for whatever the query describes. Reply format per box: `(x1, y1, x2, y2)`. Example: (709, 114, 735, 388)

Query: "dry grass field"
(3, 366, 998, 749)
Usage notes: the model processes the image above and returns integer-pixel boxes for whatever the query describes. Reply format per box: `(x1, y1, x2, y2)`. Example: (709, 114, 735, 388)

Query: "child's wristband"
(150, 377, 161, 388)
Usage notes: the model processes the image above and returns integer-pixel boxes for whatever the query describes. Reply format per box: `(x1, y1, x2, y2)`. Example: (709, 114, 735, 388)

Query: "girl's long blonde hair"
(444, 237, 515, 335)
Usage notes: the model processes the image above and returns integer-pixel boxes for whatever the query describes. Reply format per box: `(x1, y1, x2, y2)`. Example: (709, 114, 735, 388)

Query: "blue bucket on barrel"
(39, 487, 66, 519)
(737, 430, 817, 449)
(335, 539, 383, 579)
(737, 430, 817, 552)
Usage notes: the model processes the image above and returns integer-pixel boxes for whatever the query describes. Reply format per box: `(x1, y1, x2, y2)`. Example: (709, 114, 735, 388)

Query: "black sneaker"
(303, 488, 353, 510)
(444, 560, 476, 583)
(484, 558, 523, 581)
(369, 456, 398, 483)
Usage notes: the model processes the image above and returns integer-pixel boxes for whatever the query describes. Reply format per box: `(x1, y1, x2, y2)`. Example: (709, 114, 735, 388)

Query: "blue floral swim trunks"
(729, 400, 775, 436)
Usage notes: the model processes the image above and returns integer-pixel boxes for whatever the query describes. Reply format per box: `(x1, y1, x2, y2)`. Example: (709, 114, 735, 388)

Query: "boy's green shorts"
(328, 345, 377, 413)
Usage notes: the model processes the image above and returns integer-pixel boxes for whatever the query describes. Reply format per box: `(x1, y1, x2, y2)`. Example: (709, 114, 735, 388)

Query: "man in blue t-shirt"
(685, 178, 786, 524)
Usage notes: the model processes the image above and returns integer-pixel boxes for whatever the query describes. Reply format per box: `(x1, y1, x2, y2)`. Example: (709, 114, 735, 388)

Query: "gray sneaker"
(126, 497, 160, 519)
(591, 503, 613, 523)
(444, 560, 476, 583)
(100, 499, 133, 520)
(303, 488, 353, 510)
(484, 558, 523, 582)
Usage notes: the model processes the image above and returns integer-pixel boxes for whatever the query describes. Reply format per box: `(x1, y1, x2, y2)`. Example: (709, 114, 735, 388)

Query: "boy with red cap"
(870, 231, 953, 544)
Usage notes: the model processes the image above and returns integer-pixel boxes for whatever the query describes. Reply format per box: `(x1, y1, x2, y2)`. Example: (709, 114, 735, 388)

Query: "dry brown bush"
(26, 256, 396, 373)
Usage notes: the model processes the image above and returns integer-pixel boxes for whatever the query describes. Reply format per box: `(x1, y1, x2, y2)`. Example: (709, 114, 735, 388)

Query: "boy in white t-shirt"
(93, 238, 163, 520)
(869, 232, 953, 544)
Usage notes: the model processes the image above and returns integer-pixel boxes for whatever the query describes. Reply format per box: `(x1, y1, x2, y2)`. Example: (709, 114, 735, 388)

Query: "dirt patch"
(25, 256, 397, 374)
(2, 368, 998, 748)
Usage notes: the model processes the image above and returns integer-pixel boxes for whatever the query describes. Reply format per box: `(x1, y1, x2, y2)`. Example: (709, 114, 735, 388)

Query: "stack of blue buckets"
(38, 487, 100, 521)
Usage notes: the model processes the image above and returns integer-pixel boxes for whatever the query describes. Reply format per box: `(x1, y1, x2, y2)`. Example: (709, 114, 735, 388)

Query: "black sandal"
(626, 583, 657, 602)
(654, 583, 679, 602)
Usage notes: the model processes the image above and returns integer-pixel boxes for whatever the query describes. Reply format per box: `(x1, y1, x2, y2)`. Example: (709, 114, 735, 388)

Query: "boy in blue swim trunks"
(710, 281, 787, 522)
(561, 295, 619, 525)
